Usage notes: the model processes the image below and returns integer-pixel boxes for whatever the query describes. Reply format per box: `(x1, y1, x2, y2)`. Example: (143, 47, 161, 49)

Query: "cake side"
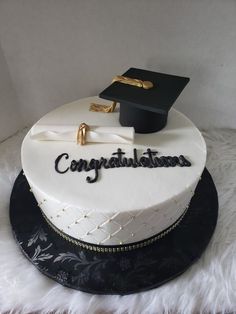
(26, 178, 197, 245)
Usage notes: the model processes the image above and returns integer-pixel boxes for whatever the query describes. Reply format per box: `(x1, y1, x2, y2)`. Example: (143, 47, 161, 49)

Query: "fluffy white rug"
(0, 128, 235, 314)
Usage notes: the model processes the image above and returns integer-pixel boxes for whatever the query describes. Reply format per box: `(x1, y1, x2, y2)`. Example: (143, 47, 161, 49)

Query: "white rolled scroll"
(30, 124, 134, 144)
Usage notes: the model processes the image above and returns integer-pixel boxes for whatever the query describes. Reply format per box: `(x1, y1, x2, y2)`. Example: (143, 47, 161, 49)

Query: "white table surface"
(0, 128, 235, 314)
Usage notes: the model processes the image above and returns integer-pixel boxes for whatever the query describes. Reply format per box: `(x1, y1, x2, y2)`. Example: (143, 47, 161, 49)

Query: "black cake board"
(9, 169, 218, 295)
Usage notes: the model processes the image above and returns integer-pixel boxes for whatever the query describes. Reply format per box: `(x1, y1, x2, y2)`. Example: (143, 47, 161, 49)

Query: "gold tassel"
(89, 101, 117, 113)
(89, 75, 153, 113)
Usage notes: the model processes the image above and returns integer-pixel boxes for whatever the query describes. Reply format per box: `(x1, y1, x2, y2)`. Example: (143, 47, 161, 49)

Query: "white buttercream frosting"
(21, 96, 206, 245)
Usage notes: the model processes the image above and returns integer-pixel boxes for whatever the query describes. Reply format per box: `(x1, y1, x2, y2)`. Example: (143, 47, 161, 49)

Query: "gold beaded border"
(39, 205, 189, 253)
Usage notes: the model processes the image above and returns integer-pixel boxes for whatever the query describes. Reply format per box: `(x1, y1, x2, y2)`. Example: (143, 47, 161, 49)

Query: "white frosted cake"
(21, 96, 206, 250)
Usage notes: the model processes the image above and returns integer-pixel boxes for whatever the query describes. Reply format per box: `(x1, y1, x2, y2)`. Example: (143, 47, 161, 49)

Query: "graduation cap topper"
(90, 68, 189, 133)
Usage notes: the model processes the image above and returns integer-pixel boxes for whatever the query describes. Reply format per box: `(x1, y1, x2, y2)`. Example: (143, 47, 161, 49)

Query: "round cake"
(21, 96, 206, 248)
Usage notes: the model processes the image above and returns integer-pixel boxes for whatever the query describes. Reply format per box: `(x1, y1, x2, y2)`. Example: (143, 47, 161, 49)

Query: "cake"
(21, 94, 206, 250)
(12, 68, 218, 294)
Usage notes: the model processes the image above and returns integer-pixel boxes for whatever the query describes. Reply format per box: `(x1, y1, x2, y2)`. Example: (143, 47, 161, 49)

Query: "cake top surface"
(21, 96, 206, 213)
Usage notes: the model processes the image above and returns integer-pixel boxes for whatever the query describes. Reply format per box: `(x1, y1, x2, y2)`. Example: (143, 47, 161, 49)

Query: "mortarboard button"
(98, 68, 189, 134)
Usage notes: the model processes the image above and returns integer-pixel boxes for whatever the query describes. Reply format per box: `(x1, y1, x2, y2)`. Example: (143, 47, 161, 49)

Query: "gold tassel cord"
(112, 75, 153, 90)
(89, 75, 154, 113)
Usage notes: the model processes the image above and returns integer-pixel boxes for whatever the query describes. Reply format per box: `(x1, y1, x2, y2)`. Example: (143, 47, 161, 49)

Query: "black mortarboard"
(99, 68, 189, 133)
